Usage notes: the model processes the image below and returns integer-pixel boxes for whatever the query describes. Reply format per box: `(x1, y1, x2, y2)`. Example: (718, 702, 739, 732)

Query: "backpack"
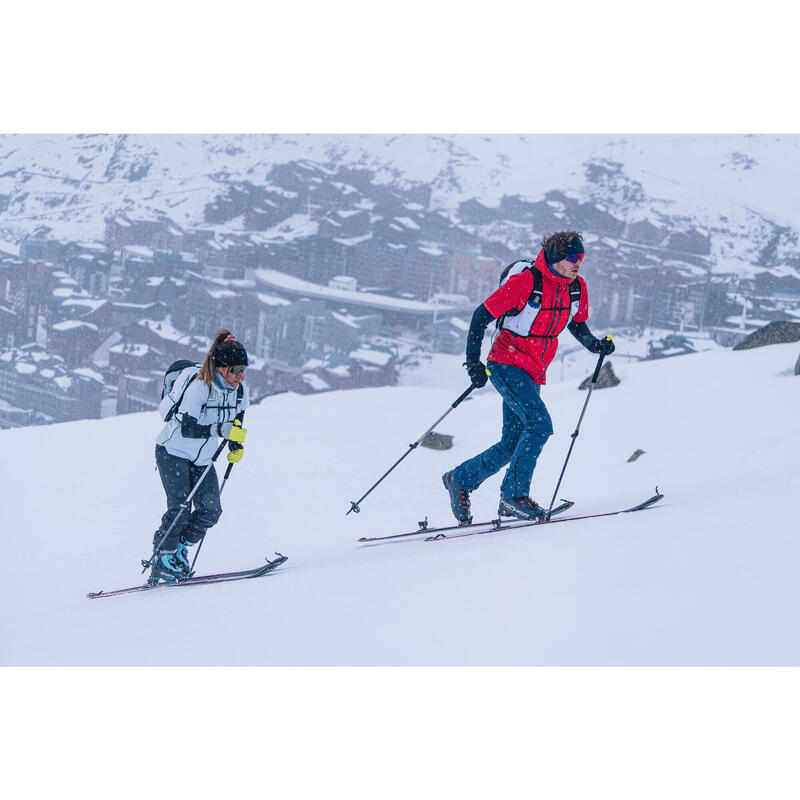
(157, 359, 246, 422)
(158, 360, 200, 421)
(496, 259, 581, 336)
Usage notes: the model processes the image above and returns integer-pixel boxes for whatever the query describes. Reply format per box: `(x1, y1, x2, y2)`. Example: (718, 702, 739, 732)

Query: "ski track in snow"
(1, 342, 798, 665)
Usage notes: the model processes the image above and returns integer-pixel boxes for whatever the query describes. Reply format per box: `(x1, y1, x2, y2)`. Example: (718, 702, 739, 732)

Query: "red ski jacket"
(484, 250, 589, 384)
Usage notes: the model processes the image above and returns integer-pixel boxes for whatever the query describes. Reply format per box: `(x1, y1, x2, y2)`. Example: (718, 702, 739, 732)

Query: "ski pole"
(347, 384, 476, 515)
(545, 337, 612, 519)
(142, 438, 229, 573)
(189, 461, 234, 573)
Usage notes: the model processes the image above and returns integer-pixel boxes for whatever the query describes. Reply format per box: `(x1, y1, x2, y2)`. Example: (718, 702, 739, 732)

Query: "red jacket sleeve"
(572, 276, 589, 323)
(483, 270, 533, 318)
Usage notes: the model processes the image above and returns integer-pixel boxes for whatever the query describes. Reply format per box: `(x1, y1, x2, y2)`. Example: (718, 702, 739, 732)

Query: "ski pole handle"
(591, 336, 613, 383)
(451, 384, 475, 408)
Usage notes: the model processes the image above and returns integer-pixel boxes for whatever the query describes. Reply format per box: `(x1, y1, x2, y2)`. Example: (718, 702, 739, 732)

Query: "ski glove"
(227, 444, 244, 463)
(590, 336, 615, 356)
(464, 359, 489, 388)
(228, 419, 247, 444)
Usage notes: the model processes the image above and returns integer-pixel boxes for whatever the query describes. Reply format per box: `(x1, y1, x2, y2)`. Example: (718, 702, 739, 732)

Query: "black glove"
(464, 359, 488, 388)
(228, 441, 243, 453)
(590, 336, 615, 356)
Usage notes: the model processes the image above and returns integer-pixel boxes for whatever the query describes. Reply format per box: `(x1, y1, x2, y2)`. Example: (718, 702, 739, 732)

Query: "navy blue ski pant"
(452, 362, 553, 500)
(155, 445, 222, 550)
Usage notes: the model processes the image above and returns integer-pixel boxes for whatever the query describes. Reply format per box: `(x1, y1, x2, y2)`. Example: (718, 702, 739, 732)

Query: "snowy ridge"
(2, 340, 798, 665)
(1, 134, 799, 279)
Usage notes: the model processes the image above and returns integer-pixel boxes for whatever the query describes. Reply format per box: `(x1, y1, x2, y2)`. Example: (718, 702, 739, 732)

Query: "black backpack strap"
(568, 277, 581, 303)
(531, 269, 543, 306)
(165, 373, 198, 422)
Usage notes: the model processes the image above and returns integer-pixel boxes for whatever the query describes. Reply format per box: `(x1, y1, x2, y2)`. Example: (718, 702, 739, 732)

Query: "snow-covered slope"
(2, 134, 799, 275)
(2, 341, 798, 665)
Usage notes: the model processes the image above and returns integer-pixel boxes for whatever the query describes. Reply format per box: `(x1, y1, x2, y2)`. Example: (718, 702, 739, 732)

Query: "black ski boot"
(498, 496, 546, 521)
(442, 471, 472, 525)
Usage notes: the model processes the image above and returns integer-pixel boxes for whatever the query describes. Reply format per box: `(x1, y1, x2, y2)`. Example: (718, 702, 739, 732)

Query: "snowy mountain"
(1, 134, 799, 280)
(3, 339, 798, 665)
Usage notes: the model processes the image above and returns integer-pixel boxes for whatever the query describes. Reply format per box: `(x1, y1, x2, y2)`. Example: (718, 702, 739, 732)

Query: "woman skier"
(150, 329, 249, 582)
(442, 231, 615, 523)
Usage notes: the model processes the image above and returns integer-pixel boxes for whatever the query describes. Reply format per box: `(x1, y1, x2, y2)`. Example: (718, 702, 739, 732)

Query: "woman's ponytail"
(198, 329, 233, 387)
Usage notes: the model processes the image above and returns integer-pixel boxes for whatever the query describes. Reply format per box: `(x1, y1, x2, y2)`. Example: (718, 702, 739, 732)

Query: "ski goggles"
(227, 365, 247, 375)
(564, 253, 585, 264)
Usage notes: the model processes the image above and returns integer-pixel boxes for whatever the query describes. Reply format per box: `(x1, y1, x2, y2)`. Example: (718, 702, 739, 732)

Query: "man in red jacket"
(442, 230, 615, 523)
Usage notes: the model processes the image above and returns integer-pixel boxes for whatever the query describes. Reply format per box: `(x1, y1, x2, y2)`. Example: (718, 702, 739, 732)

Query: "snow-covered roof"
(0, 396, 31, 413)
(331, 182, 359, 195)
(349, 348, 392, 367)
(110, 343, 150, 357)
(333, 234, 373, 246)
(123, 245, 154, 258)
(331, 311, 361, 329)
(140, 319, 210, 347)
(73, 367, 105, 383)
(51, 320, 98, 332)
(63, 297, 107, 312)
(256, 293, 292, 307)
(254, 269, 474, 315)
(0, 239, 20, 257)
(302, 373, 330, 391)
(205, 288, 239, 300)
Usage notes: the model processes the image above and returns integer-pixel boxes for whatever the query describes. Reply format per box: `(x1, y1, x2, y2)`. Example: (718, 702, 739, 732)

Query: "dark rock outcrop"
(579, 361, 620, 389)
(732, 321, 800, 350)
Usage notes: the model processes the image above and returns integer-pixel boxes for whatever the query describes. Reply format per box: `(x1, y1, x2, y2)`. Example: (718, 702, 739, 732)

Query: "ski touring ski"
(426, 489, 664, 542)
(87, 554, 288, 599)
(357, 500, 575, 543)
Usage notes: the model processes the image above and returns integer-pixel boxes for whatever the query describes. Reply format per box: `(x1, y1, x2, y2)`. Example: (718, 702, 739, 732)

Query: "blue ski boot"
(149, 543, 192, 584)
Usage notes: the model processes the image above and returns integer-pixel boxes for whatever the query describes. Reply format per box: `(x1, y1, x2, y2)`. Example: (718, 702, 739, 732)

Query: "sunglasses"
(227, 365, 246, 375)
(564, 253, 584, 264)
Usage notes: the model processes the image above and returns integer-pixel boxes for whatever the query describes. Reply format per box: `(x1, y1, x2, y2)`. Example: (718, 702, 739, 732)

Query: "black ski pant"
(155, 444, 222, 550)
